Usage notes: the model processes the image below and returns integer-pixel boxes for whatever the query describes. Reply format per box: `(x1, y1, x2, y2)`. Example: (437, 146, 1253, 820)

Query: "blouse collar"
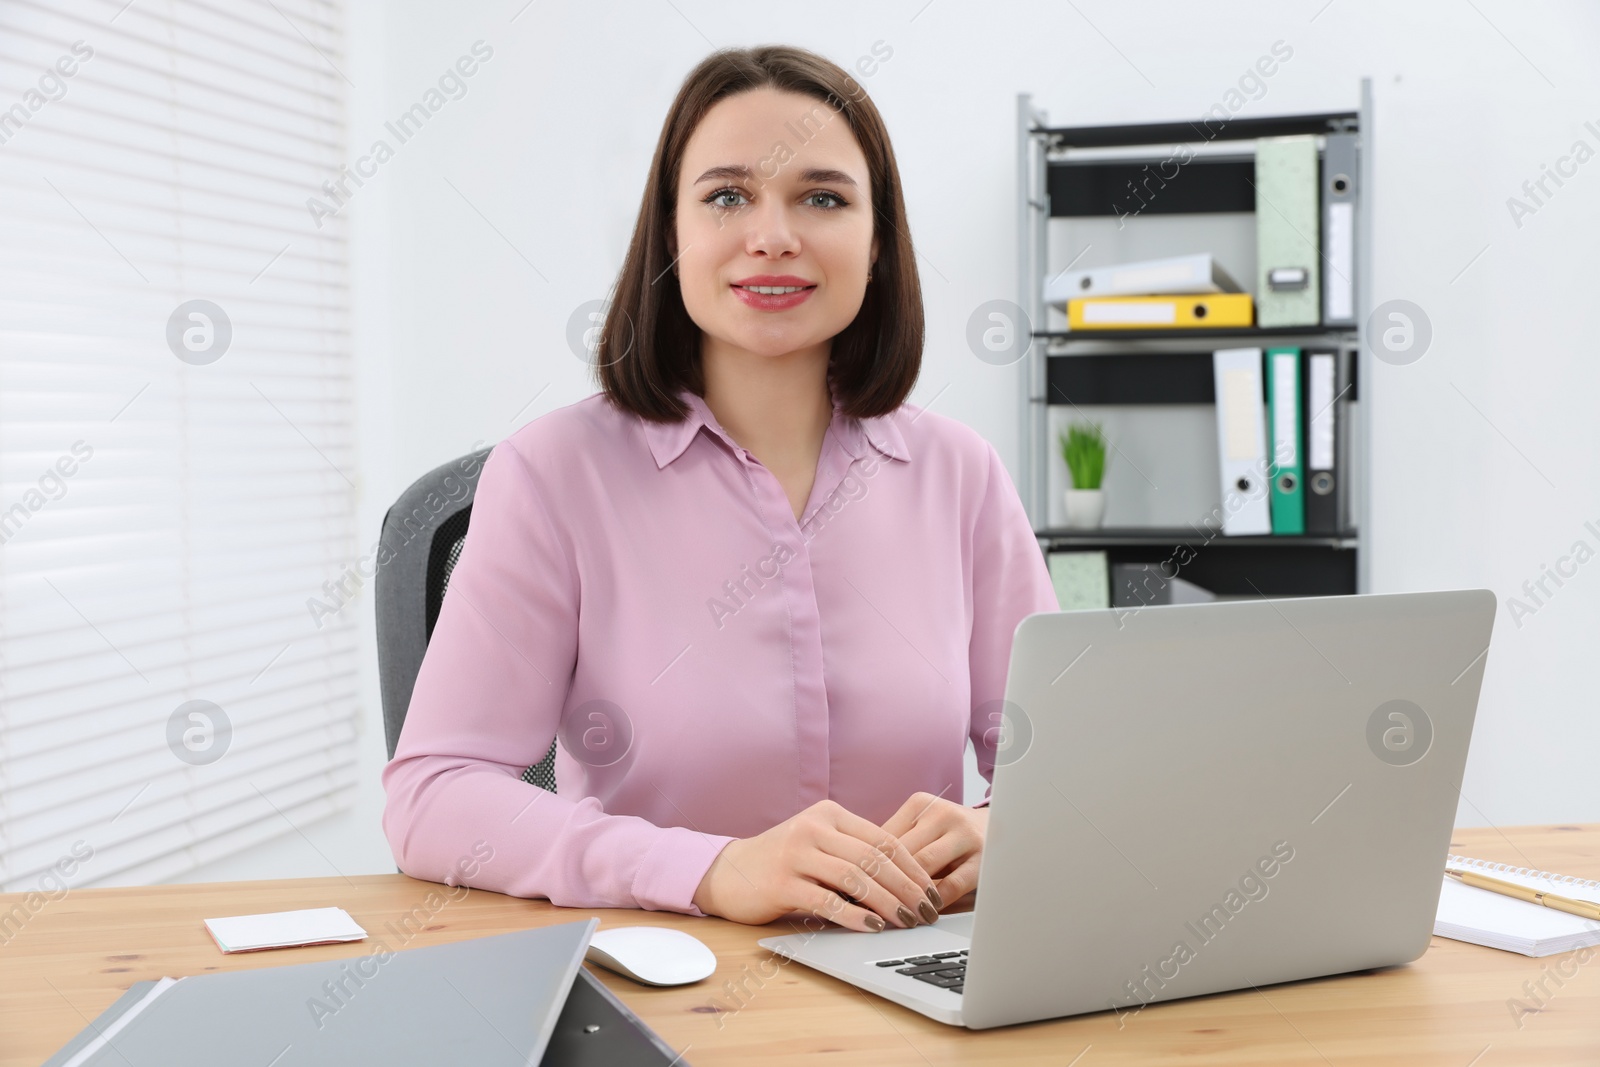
(642, 380, 910, 470)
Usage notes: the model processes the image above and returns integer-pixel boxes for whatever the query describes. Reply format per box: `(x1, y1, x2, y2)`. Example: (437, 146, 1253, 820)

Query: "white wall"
(175, 0, 1600, 883)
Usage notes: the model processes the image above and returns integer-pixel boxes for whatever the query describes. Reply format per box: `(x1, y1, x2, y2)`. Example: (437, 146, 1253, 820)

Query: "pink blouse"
(381, 383, 1058, 915)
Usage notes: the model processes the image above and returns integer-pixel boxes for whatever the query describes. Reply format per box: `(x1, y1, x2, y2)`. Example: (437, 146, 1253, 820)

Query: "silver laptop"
(759, 589, 1497, 1029)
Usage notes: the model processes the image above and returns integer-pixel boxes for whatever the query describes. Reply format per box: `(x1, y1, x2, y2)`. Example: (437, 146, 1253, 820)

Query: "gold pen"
(1445, 867, 1600, 922)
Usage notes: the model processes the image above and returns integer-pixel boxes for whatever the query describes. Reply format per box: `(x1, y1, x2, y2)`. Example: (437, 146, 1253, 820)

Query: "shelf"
(1036, 111, 1358, 150)
(1045, 349, 1358, 405)
(1036, 528, 1359, 597)
(1038, 527, 1357, 548)
(1017, 87, 1372, 595)
(1038, 326, 1356, 344)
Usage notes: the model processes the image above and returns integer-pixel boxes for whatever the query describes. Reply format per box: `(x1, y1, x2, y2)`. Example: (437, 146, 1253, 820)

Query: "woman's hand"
(691, 799, 942, 931)
(879, 792, 989, 911)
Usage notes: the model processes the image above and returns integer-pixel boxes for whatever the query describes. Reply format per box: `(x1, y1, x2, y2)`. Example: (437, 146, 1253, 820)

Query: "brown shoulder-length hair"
(596, 45, 923, 423)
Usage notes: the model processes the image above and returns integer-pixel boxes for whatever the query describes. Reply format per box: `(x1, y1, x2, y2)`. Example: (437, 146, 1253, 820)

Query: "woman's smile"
(731, 273, 818, 311)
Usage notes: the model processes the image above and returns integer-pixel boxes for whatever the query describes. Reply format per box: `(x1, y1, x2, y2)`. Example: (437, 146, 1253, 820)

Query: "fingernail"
(864, 913, 885, 932)
(926, 884, 943, 909)
(896, 905, 918, 928)
(917, 899, 938, 924)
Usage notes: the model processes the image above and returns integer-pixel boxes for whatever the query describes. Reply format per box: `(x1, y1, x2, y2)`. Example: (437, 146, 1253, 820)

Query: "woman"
(382, 45, 1057, 934)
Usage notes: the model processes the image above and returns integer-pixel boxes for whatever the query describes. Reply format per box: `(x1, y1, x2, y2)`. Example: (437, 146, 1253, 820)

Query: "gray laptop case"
(46, 921, 598, 1066)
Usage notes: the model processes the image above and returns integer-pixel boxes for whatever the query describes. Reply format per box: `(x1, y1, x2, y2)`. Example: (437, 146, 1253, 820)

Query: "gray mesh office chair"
(375, 448, 558, 792)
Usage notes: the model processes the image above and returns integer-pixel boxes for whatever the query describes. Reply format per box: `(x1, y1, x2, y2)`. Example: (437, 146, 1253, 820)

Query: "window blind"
(0, 0, 358, 891)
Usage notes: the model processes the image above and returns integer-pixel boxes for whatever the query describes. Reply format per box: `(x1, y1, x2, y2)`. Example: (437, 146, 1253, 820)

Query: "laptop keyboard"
(869, 949, 968, 994)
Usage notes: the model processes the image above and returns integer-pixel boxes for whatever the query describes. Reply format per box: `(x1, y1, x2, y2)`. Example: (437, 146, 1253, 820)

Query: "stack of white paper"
(202, 906, 367, 953)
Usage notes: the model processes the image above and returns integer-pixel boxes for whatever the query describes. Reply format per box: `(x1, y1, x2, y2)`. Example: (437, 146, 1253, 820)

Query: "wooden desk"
(5, 824, 1598, 1066)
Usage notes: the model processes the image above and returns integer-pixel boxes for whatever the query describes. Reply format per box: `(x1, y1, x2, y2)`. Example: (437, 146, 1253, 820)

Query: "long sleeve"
(966, 441, 1059, 806)
(381, 440, 734, 914)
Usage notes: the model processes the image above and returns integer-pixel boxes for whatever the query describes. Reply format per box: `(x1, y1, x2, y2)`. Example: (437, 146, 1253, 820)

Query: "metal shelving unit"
(1016, 81, 1375, 596)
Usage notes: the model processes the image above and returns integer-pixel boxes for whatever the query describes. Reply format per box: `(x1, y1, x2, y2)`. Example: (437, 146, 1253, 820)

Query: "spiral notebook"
(1435, 854, 1600, 957)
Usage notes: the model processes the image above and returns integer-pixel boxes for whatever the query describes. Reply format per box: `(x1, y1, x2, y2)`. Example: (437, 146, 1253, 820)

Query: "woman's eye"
(702, 189, 848, 211)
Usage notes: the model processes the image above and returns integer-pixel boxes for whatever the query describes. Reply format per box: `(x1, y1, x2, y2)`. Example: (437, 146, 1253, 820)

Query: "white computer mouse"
(584, 925, 718, 986)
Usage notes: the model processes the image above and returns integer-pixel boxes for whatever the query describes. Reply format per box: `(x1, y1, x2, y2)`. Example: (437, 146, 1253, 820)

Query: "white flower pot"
(1063, 488, 1105, 529)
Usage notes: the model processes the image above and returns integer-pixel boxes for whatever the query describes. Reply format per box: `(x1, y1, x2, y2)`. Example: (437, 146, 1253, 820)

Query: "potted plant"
(1059, 422, 1108, 529)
